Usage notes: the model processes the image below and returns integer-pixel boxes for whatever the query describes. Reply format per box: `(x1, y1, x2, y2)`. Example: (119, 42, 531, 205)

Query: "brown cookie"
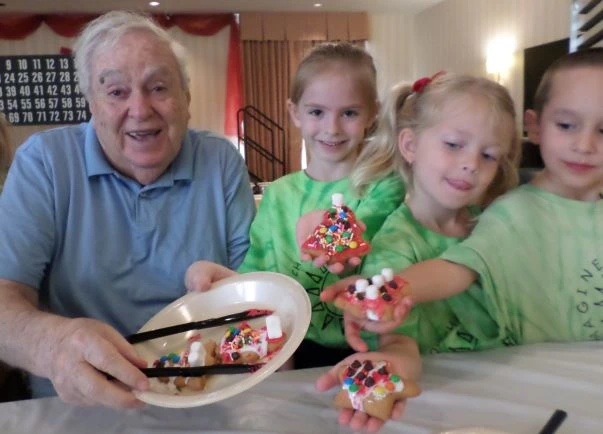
(220, 317, 286, 364)
(156, 336, 218, 392)
(335, 270, 410, 321)
(333, 359, 421, 421)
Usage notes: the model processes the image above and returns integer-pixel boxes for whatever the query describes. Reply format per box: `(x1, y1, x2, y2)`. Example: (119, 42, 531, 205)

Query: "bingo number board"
(0, 54, 91, 126)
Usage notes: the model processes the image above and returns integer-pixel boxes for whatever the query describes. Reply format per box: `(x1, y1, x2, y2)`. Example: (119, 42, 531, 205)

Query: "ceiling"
(0, 0, 444, 14)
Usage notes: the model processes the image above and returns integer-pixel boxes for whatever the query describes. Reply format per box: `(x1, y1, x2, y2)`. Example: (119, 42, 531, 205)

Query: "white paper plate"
(133, 271, 311, 408)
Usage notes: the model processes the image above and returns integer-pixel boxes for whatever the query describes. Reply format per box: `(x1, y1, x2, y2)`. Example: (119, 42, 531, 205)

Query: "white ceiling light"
(149, 1, 160, 6)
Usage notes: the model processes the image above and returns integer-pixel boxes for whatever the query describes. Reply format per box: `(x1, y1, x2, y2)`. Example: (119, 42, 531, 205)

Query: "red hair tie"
(412, 71, 446, 94)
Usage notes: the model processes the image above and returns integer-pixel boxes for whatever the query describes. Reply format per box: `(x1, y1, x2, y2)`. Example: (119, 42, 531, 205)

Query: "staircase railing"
(237, 105, 287, 183)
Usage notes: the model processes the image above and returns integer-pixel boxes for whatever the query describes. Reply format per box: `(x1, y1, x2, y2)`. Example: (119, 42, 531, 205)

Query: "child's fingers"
(347, 256, 362, 267)
(366, 417, 386, 433)
(393, 297, 414, 322)
(295, 209, 324, 245)
(361, 320, 401, 334)
(391, 399, 407, 420)
(312, 254, 330, 268)
(338, 408, 355, 425)
(314, 369, 339, 392)
(300, 252, 312, 262)
(320, 275, 358, 301)
(327, 263, 345, 274)
(344, 316, 369, 352)
(348, 410, 370, 432)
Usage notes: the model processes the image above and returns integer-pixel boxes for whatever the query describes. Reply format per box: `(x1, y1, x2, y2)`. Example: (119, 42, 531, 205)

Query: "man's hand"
(185, 260, 237, 292)
(45, 317, 149, 408)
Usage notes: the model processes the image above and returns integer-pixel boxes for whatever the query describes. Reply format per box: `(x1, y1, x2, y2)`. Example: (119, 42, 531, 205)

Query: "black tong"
(127, 308, 273, 344)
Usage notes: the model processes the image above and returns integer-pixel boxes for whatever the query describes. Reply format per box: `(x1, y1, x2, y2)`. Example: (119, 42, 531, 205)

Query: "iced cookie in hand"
(220, 314, 286, 363)
(153, 334, 218, 392)
(334, 268, 409, 321)
(333, 359, 421, 421)
(301, 193, 371, 265)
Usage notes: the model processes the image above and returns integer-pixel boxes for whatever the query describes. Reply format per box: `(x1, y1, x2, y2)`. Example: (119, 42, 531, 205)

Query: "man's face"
(87, 30, 190, 185)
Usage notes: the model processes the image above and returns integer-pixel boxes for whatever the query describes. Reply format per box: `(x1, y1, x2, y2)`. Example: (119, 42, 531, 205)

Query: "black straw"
(126, 309, 273, 344)
(539, 409, 567, 434)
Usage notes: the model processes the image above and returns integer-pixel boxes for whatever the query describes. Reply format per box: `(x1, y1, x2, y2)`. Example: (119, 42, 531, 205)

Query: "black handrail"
(237, 105, 286, 183)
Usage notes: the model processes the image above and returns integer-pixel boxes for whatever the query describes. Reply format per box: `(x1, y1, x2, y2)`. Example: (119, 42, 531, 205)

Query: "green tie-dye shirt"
(362, 203, 505, 354)
(442, 184, 603, 344)
(239, 171, 405, 348)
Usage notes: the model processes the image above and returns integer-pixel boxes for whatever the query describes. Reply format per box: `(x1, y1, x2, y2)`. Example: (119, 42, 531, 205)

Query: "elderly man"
(0, 11, 255, 408)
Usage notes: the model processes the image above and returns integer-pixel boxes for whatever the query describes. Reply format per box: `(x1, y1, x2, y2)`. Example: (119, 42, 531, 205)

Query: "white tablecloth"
(1, 342, 602, 434)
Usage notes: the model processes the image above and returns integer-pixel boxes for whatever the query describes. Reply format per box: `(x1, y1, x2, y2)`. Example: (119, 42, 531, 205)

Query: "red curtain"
(0, 14, 242, 136)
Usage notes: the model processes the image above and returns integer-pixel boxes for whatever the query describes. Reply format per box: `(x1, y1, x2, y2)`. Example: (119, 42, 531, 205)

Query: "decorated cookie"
(334, 268, 409, 321)
(153, 334, 218, 391)
(333, 359, 421, 421)
(219, 314, 286, 363)
(301, 193, 371, 264)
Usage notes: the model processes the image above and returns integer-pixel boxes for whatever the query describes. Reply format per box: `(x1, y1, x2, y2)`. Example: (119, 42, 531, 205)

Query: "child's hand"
(315, 350, 413, 433)
(343, 300, 413, 352)
(321, 276, 414, 351)
(296, 210, 365, 274)
(320, 275, 360, 302)
(184, 260, 237, 292)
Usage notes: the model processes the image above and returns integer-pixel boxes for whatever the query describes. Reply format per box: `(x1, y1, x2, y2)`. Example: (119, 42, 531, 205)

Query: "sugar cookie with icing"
(334, 268, 409, 321)
(220, 314, 286, 363)
(333, 359, 421, 421)
(153, 334, 218, 392)
(301, 193, 371, 265)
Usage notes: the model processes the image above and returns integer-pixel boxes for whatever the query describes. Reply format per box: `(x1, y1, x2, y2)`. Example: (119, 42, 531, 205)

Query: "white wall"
(370, 0, 571, 130)
(367, 14, 416, 98)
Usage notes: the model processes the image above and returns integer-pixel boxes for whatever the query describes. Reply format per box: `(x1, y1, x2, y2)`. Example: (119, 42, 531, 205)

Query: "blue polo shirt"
(0, 122, 255, 336)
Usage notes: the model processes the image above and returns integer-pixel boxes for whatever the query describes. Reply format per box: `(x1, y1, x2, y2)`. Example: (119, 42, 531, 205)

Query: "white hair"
(73, 10, 190, 98)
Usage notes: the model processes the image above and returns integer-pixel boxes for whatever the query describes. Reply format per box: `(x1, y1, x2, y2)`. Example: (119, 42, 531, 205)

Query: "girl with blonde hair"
(321, 72, 522, 354)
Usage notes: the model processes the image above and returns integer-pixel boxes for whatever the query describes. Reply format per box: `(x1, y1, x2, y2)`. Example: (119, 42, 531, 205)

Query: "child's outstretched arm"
(315, 334, 421, 433)
(395, 258, 477, 303)
(321, 259, 477, 349)
(185, 260, 238, 292)
(322, 258, 476, 304)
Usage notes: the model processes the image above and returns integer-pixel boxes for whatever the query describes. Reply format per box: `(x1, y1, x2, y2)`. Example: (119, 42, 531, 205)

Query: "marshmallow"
(265, 314, 283, 339)
(332, 193, 344, 207)
(371, 275, 385, 287)
(187, 341, 206, 367)
(381, 268, 394, 281)
(365, 284, 379, 300)
(355, 278, 369, 292)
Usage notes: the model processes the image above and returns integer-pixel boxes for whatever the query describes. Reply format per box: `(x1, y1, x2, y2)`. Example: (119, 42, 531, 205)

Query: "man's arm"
(0, 279, 149, 408)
